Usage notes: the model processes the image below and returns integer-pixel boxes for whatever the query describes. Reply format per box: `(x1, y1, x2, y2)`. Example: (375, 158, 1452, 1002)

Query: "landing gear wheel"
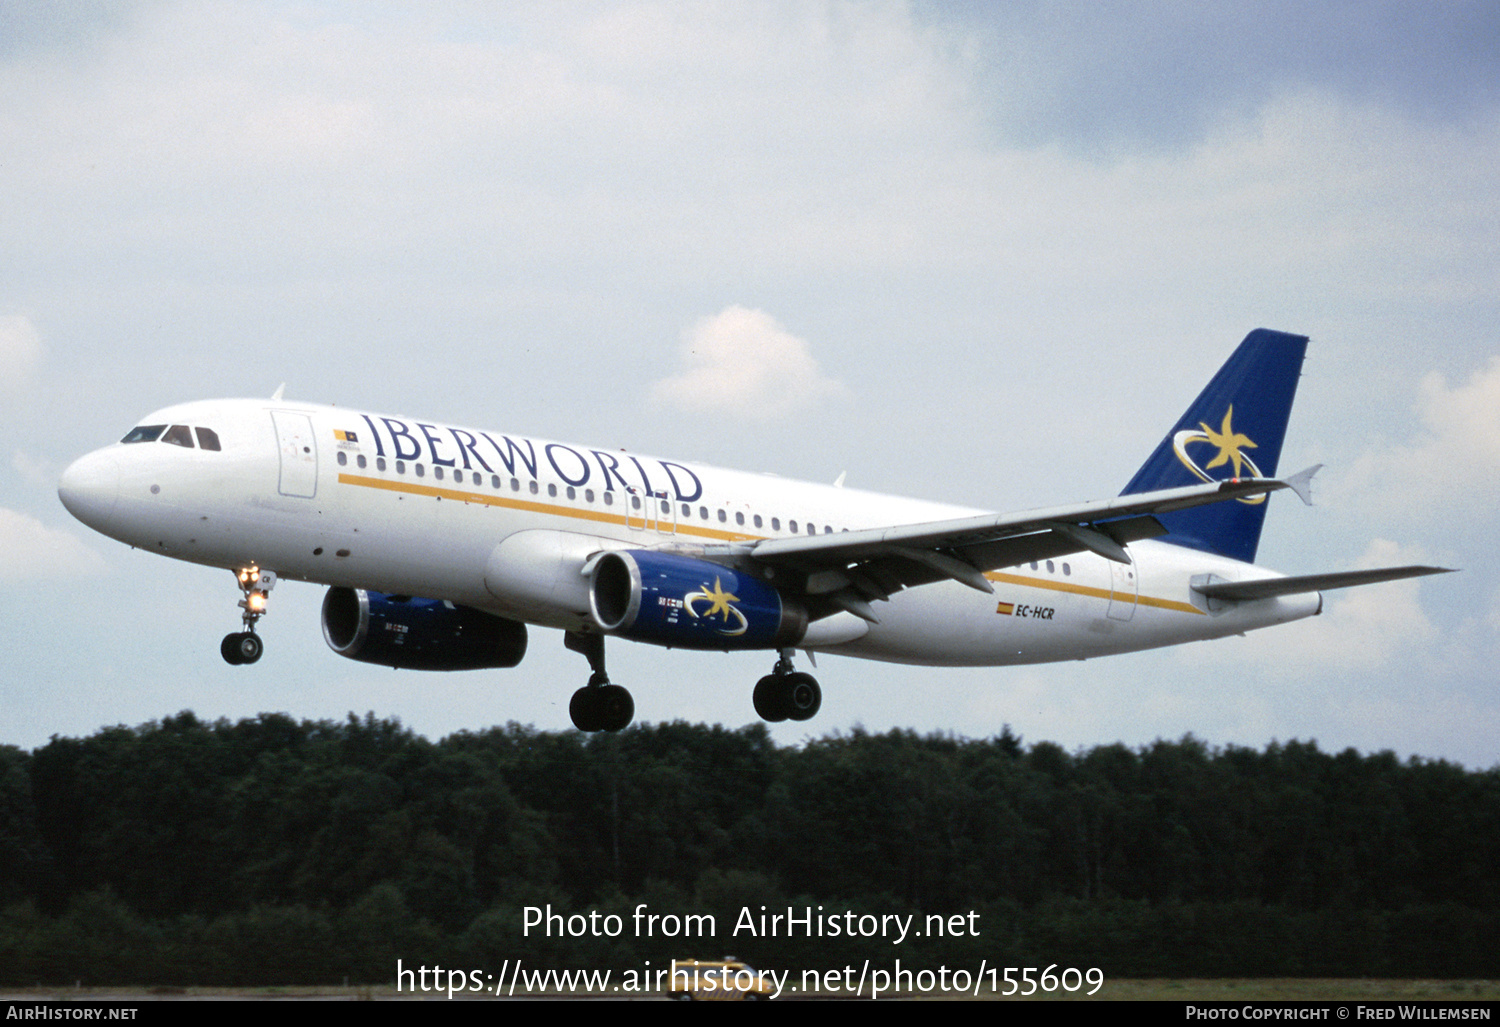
(236, 632, 264, 664)
(221, 632, 262, 665)
(570, 686, 600, 732)
(221, 633, 245, 665)
(596, 684, 634, 732)
(754, 662, 823, 724)
(783, 672, 821, 722)
(570, 683, 635, 732)
(753, 675, 789, 722)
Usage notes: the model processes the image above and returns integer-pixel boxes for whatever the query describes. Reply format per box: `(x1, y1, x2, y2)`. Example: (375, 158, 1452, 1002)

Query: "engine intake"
(322, 587, 527, 670)
(588, 550, 806, 650)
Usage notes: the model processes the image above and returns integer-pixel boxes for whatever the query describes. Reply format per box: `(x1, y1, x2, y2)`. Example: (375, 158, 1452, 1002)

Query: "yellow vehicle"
(668, 958, 774, 1001)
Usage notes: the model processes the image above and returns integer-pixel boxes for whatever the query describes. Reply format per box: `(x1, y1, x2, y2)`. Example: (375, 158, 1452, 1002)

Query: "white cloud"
(12, 449, 55, 487)
(0, 508, 107, 580)
(0, 315, 41, 391)
(649, 305, 850, 420)
(1279, 538, 1440, 671)
(1339, 355, 1500, 524)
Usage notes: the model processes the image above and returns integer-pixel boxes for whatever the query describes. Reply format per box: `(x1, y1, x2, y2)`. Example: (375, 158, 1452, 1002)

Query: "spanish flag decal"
(995, 601, 1014, 616)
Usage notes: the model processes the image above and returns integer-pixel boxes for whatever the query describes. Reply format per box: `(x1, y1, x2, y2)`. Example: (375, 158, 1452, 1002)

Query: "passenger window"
(337, 451, 348, 466)
(566, 486, 575, 500)
(789, 520, 798, 533)
(161, 425, 194, 448)
(356, 454, 366, 469)
(434, 466, 444, 480)
(735, 512, 744, 526)
(717, 509, 726, 523)
(772, 518, 780, 531)
(753, 514, 763, 528)
(415, 464, 425, 477)
(377, 457, 386, 471)
(529, 481, 538, 495)
(121, 425, 167, 444)
(548, 484, 557, 497)
(195, 427, 222, 451)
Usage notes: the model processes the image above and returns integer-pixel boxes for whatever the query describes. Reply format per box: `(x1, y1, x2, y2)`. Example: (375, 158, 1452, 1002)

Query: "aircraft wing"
(737, 475, 1300, 622)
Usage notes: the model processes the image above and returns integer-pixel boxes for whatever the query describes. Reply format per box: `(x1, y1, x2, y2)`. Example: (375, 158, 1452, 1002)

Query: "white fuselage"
(58, 397, 1320, 667)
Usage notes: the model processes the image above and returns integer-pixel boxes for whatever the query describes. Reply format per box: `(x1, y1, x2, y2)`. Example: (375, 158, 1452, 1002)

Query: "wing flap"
(748, 476, 1289, 600)
(751, 476, 1286, 563)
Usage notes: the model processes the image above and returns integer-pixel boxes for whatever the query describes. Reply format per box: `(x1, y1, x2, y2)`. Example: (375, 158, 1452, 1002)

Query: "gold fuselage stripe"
(336, 473, 758, 542)
(337, 473, 1203, 615)
(983, 570, 1204, 615)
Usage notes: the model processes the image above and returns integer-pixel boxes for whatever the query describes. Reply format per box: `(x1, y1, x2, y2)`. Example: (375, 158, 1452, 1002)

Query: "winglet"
(1282, 464, 1321, 507)
(271, 383, 286, 401)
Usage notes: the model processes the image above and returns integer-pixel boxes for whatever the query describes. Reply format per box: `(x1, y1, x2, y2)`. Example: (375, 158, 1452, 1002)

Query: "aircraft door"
(626, 490, 677, 535)
(1107, 555, 1138, 621)
(653, 493, 677, 535)
(271, 411, 318, 498)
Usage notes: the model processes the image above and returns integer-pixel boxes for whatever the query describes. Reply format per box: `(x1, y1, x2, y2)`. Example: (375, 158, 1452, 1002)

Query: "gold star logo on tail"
(1200, 406, 1257, 477)
(1172, 406, 1267, 505)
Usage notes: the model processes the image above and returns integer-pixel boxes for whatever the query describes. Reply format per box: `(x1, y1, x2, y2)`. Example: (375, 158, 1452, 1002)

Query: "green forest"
(1, 711, 1497, 985)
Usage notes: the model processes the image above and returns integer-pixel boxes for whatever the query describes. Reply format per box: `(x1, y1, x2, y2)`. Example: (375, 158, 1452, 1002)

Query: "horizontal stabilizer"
(1194, 565, 1455, 602)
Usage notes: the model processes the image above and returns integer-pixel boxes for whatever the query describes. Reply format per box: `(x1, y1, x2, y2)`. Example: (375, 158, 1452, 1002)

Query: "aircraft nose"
(58, 449, 120, 533)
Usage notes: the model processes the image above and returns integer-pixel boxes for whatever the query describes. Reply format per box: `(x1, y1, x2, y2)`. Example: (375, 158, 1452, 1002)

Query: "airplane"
(57, 329, 1450, 732)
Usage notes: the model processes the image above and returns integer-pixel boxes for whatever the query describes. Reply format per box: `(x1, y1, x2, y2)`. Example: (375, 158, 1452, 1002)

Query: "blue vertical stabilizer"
(1120, 329, 1308, 564)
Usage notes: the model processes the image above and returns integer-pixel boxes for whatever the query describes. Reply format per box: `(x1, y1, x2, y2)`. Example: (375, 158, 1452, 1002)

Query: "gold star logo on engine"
(684, 576, 749, 636)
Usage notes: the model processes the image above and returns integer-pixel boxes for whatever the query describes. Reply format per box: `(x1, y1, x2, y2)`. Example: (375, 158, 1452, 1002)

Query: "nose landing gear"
(221, 566, 276, 665)
(753, 648, 822, 722)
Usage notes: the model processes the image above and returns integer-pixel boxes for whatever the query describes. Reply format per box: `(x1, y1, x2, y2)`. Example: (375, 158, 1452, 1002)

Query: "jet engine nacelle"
(322, 587, 528, 670)
(588, 550, 807, 650)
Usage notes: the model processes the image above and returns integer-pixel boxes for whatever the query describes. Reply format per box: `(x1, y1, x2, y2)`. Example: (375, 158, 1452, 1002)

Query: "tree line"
(1, 711, 1496, 984)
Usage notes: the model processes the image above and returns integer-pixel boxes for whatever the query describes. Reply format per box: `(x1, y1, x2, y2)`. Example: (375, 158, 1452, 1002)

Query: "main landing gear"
(221, 566, 276, 665)
(753, 649, 822, 723)
(561, 637, 821, 730)
(565, 631, 634, 733)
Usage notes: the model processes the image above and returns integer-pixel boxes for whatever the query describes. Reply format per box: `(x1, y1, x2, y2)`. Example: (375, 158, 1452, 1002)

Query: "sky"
(2, 1, 1498, 768)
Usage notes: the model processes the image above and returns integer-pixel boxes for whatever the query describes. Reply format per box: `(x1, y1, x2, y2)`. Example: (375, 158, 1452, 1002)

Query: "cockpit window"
(121, 425, 167, 444)
(195, 427, 222, 451)
(161, 424, 195, 448)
